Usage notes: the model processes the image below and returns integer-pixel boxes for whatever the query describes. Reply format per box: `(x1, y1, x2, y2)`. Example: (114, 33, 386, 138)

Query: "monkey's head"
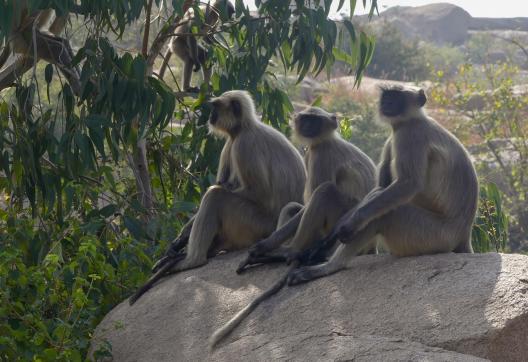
(292, 107, 338, 145)
(379, 85, 427, 124)
(208, 90, 257, 138)
(212, 0, 235, 20)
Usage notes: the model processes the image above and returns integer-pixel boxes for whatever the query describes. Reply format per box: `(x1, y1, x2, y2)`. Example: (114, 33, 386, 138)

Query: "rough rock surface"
(359, 3, 472, 44)
(91, 253, 528, 361)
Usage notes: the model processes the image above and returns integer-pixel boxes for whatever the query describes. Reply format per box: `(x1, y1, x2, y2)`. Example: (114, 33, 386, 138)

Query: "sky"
(243, 1, 528, 18)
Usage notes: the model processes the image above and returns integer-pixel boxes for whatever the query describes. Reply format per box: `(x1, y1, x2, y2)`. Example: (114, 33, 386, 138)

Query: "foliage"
(322, 87, 389, 161)
(364, 21, 429, 81)
(464, 32, 527, 68)
(0, 0, 379, 359)
(432, 62, 527, 250)
(0, 209, 158, 360)
(472, 183, 509, 253)
(421, 43, 465, 77)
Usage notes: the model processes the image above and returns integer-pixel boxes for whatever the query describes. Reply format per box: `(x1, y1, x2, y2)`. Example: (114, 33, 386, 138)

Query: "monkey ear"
(231, 99, 242, 118)
(418, 89, 427, 107)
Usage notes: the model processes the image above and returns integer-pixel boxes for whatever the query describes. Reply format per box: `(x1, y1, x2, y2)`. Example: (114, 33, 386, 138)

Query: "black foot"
(184, 86, 200, 93)
(287, 266, 320, 286)
(236, 253, 287, 274)
(152, 238, 188, 273)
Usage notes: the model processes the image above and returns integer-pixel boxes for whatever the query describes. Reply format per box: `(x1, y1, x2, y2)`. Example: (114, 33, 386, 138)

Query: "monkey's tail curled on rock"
(128, 253, 186, 305)
(209, 262, 299, 349)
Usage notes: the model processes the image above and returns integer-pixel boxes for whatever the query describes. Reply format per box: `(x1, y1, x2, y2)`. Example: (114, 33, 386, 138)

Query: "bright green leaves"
(335, 19, 376, 87)
(76, 37, 176, 154)
(472, 183, 509, 253)
(0, 212, 154, 361)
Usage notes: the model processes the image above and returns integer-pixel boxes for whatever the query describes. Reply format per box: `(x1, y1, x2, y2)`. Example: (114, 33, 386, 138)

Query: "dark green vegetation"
(0, 1, 378, 359)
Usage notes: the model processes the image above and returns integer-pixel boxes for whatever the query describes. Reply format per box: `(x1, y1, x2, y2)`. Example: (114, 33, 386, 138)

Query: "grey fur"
(173, 90, 306, 273)
(287, 85, 479, 285)
(210, 106, 377, 348)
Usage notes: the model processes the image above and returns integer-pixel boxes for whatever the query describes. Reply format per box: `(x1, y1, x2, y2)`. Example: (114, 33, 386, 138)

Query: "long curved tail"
(209, 264, 297, 349)
(129, 254, 186, 305)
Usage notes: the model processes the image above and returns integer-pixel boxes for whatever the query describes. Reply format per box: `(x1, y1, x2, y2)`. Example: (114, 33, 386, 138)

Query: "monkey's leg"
(171, 37, 196, 92)
(277, 202, 304, 228)
(287, 217, 380, 286)
(288, 182, 352, 255)
(151, 215, 196, 272)
(452, 226, 474, 254)
(182, 58, 195, 92)
(129, 252, 187, 305)
(288, 204, 456, 285)
(379, 205, 456, 257)
(250, 202, 304, 255)
(237, 203, 304, 273)
(197, 45, 212, 91)
(453, 238, 474, 253)
(170, 186, 275, 273)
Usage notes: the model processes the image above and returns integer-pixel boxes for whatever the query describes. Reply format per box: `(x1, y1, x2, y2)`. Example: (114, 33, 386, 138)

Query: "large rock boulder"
(91, 253, 528, 361)
(358, 3, 472, 44)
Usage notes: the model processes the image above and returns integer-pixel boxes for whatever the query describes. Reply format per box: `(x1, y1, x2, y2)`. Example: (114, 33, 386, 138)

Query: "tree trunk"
(132, 138, 155, 213)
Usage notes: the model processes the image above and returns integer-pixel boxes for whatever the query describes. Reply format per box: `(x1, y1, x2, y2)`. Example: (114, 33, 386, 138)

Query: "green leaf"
(45, 64, 53, 84)
(123, 215, 145, 240)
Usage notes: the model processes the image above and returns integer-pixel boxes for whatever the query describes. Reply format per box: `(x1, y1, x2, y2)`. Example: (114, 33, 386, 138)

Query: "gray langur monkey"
(210, 106, 377, 348)
(286, 85, 479, 286)
(238, 106, 378, 271)
(159, 0, 235, 92)
(129, 90, 306, 304)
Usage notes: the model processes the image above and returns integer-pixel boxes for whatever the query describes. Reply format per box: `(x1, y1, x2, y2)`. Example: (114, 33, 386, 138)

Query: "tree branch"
(142, 0, 154, 58)
(34, 31, 81, 95)
(0, 55, 33, 91)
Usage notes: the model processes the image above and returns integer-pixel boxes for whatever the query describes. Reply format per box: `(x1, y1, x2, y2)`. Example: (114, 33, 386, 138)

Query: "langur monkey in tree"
(1, 2, 79, 92)
(210, 106, 377, 347)
(159, 0, 235, 92)
(286, 84, 479, 286)
(129, 90, 306, 304)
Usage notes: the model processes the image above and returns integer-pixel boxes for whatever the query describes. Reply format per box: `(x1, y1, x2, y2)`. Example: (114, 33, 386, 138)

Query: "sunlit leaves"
(472, 183, 509, 252)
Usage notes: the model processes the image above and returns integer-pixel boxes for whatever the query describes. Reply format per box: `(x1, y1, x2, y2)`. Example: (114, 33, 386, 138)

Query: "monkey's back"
(410, 117, 478, 226)
(304, 135, 376, 203)
(233, 123, 306, 216)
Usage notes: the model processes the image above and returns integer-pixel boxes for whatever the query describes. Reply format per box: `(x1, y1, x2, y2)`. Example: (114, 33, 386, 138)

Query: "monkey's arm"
(341, 137, 428, 235)
(377, 138, 393, 188)
(216, 140, 232, 184)
(231, 138, 271, 205)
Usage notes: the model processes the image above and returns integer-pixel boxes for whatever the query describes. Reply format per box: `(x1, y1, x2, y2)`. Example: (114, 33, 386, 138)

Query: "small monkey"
(210, 106, 377, 347)
(159, 0, 235, 92)
(239, 106, 377, 270)
(287, 84, 479, 286)
(129, 90, 306, 304)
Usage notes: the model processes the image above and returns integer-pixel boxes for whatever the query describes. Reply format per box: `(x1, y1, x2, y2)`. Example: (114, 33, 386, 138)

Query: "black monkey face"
(209, 106, 219, 125)
(296, 114, 324, 138)
(380, 89, 407, 117)
(294, 107, 338, 140)
(208, 93, 245, 136)
(379, 86, 427, 119)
